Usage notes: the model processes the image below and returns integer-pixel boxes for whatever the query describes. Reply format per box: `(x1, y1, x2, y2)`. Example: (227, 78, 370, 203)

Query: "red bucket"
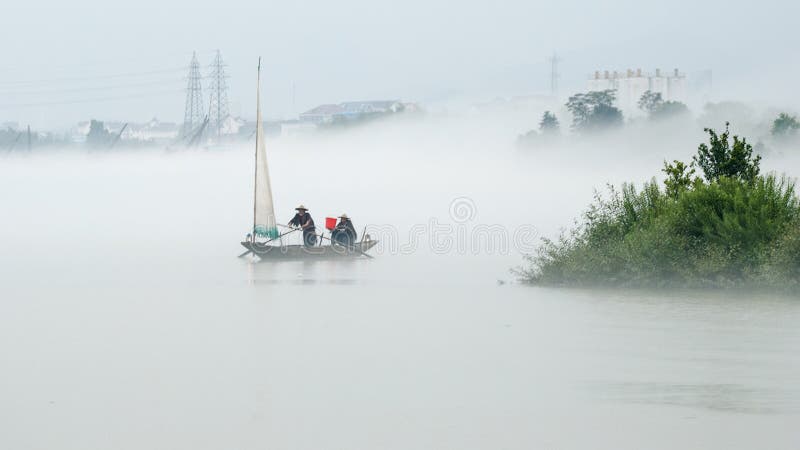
(325, 217, 337, 231)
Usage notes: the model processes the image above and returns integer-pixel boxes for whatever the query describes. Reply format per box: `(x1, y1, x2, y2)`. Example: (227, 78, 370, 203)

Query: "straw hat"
(295, 204, 308, 211)
(339, 213, 349, 219)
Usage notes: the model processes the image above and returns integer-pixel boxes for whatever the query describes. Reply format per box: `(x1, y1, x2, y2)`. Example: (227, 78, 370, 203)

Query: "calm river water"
(1, 134, 798, 449)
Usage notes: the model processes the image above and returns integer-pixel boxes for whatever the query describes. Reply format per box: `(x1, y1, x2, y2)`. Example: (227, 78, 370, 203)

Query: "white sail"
(253, 61, 279, 239)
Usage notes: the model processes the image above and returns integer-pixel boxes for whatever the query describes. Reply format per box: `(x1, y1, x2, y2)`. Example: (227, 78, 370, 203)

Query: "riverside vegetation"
(518, 123, 800, 289)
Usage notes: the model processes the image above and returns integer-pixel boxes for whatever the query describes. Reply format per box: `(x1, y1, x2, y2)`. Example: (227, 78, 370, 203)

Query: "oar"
(269, 227, 300, 243)
(317, 232, 374, 259)
(238, 228, 299, 257)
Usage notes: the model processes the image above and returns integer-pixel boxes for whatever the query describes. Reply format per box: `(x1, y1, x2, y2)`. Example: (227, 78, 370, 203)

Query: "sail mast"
(251, 57, 280, 241)
(252, 57, 261, 242)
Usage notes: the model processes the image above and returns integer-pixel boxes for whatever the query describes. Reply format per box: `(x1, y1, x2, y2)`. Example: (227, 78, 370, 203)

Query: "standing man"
(289, 204, 317, 247)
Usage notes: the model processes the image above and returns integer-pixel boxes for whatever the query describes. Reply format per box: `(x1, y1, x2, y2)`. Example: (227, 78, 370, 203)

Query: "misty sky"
(2, 0, 798, 129)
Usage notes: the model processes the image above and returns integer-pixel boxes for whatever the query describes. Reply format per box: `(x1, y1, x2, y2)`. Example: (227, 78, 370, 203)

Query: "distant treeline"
(0, 126, 73, 151)
(518, 90, 800, 152)
(317, 103, 421, 132)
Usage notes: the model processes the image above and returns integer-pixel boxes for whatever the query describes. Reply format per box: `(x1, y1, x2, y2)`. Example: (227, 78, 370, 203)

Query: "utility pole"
(207, 50, 230, 140)
(109, 123, 128, 150)
(291, 81, 296, 117)
(549, 53, 561, 97)
(7, 132, 22, 151)
(26, 125, 31, 151)
(182, 52, 205, 139)
(187, 116, 210, 148)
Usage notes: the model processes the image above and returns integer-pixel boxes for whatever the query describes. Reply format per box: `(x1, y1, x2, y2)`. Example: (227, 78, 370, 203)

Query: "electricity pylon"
(207, 50, 230, 139)
(182, 52, 205, 138)
(549, 53, 561, 97)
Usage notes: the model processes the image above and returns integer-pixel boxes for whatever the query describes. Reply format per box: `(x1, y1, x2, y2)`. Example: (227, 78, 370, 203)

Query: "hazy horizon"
(2, 0, 799, 129)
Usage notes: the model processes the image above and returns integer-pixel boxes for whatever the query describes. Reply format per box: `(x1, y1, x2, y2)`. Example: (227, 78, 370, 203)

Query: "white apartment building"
(587, 68, 687, 115)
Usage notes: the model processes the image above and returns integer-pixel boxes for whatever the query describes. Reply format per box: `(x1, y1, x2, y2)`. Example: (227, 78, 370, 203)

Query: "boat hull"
(241, 239, 378, 260)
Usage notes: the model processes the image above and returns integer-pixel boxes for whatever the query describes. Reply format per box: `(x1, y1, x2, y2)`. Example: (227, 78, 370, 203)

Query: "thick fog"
(3, 1, 800, 449)
(2, 111, 800, 449)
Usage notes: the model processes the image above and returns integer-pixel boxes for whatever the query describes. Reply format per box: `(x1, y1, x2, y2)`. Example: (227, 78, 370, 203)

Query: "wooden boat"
(240, 238, 378, 260)
(239, 59, 377, 261)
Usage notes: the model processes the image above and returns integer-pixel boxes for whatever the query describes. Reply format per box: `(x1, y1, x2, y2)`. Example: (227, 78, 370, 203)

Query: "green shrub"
(520, 125, 800, 289)
(762, 218, 800, 287)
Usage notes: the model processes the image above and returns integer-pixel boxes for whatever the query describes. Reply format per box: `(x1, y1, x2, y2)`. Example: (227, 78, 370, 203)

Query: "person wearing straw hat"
(288, 204, 317, 247)
(331, 213, 357, 247)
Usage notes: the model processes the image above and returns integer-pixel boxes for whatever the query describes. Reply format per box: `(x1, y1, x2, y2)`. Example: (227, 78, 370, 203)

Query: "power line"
(0, 67, 186, 87)
(0, 78, 184, 96)
(0, 49, 218, 74)
(0, 88, 183, 109)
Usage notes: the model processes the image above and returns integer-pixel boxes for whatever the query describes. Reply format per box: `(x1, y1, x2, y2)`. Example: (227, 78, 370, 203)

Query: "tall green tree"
(638, 90, 689, 120)
(638, 90, 663, 114)
(86, 120, 111, 148)
(565, 90, 623, 133)
(651, 101, 689, 120)
(771, 113, 800, 137)
(539, 111, 559, 134)
(694, 122, 761, 183)
(662, 160, 698, 199)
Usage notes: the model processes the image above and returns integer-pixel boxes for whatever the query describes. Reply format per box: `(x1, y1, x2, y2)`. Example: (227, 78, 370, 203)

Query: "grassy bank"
(519, 124, 800, 289)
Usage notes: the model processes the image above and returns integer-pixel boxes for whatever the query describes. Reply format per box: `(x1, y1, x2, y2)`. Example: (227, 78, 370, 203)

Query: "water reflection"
(588, 381, 798, 415)
(245, 258, 369, 286)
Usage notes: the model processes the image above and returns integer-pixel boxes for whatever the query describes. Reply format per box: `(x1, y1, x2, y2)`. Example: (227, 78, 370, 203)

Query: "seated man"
(288, 204, 317, 247)
(331, 213, 357, 247)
